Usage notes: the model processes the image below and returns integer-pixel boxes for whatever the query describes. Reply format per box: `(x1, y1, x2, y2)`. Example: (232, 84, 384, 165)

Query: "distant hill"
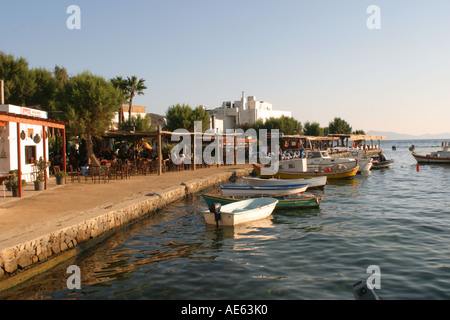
(147, 113, 166, 128)
(367, 130, 450, 140)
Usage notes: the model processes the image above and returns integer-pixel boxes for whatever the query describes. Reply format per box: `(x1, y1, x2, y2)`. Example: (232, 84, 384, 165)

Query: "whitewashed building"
(209, 92, 292, 132)
(110, 105, 148, 130)
(0, 104, 67, 192)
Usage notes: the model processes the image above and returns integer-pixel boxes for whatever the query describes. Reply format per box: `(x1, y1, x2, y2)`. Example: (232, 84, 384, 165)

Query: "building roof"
(120, 105, 146, 113)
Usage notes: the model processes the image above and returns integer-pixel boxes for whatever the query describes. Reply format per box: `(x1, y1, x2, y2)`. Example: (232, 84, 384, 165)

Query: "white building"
(209, 92, 292, 132)
(111, 105, 148, 130)
(0, 105, 50, 182)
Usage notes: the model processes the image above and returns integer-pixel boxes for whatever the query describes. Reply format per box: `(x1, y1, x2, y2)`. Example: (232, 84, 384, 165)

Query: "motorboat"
(202, 192, 322, 210)
(219, 183, 309, 197)
(242, 176, 327, 189)
(203, 198, 278, 226)
(412, 145, 450, 164)
(253, 163, 359, 180)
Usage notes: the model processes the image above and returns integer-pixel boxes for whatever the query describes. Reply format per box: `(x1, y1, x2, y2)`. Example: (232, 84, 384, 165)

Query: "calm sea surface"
(2, 139, 450, 300)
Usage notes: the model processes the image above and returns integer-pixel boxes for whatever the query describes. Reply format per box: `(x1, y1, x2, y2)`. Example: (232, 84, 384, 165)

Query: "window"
(25, 146, 36, 164)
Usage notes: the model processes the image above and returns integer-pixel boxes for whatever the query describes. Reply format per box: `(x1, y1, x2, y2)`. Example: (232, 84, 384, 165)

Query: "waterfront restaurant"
(0, 104, 67, 197)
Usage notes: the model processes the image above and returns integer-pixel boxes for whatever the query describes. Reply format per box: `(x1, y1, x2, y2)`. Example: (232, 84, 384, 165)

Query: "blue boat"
(371, 159, 394, 169)
(219, 183, 309, 197)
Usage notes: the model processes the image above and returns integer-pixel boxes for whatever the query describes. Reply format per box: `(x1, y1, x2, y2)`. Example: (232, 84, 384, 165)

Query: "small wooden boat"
(242, 176, 327, 189)
(371, 159, 394, 169)
(203, 193, 323, 210)
(219, 183, 309, 197)
(203, 198, 278, 226)
(253, 164, 359, 180)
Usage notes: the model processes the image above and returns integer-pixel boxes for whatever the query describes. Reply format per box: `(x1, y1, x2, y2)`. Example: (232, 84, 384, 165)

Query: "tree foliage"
(56, 71, 126, 158)
(119, 114, 153, 132)
(110, 75, 147, 121)
(239, 116, 302, 135)
(0, 52, 69, 111)
(303, 121, 324, 136)
(0, 52, 36, 106)
(165, 104, 210, 132)
(328, 117, 352, 134)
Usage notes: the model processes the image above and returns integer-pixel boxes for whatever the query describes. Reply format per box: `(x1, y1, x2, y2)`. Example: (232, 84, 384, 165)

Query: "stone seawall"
(0, 168, 252, 290)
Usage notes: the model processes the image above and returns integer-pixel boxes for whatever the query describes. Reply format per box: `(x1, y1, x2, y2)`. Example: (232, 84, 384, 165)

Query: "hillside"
(367, 130, 450, 140)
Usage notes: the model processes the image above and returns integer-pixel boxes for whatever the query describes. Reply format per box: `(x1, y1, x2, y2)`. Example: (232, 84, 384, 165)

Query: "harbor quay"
(0, 164, 253, 291)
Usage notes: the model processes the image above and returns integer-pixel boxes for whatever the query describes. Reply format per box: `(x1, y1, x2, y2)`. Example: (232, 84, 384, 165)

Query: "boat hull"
(202, 193, 322, 210)
(203, 198, 278, 226)
(242, 176, 327, 189)
(219, 184, 308, 197)
(371, 159, 394, 169)
(412, 152, 450, 164)
(253, 164, 359, 180)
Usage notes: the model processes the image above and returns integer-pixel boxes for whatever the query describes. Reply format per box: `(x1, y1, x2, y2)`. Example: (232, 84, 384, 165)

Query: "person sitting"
(378, 152, 386, 162)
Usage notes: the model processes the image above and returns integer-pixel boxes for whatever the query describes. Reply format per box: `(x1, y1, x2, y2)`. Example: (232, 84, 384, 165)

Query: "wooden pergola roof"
(0, 111, 67, 129)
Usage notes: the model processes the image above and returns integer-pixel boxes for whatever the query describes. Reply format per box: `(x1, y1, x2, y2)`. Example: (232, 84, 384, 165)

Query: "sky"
(1, 0, 450, 136)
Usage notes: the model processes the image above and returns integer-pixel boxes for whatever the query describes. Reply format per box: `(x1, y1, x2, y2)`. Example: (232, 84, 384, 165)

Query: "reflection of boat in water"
(203, 198, 278, 226)
(202, 192, 323, 210)
(412, 145, 450, 164)
(205, 216, 275, 240)
(241, 176, 327, 189)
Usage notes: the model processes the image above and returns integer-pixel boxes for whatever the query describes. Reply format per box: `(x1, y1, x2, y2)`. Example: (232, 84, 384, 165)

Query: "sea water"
(2, 139, 450, 300)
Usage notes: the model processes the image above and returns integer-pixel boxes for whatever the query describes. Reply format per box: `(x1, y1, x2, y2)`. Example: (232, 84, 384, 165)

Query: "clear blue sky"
(1, 0, 450, 135)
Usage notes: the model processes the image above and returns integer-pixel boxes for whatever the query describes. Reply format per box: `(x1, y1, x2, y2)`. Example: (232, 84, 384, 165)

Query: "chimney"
(0, 80, 4, 105)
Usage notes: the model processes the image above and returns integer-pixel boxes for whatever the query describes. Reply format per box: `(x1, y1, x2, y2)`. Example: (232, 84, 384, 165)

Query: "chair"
(69, 165, 81, 183)
(99, 164, 110, 183)
(85, 166, 100, 183)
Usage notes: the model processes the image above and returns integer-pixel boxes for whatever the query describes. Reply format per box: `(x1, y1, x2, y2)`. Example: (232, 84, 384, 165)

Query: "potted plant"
(34, 157, 50, 191)
(55, 171, 69, 185)
(5, 170, 27, 197)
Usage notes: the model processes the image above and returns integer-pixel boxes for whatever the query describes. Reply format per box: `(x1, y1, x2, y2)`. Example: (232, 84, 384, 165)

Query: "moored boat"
(345, 149, 373, 173)
(219, 183, 309, 197)
(306, 150, 357, 168)
(203, 197, 278, 226)
(202, 192, 322, 210)
(412, 145, 450, 164)
(242, 175, 327, 189)
(253, 163, 359, 180)
(371, 159, 394, 169)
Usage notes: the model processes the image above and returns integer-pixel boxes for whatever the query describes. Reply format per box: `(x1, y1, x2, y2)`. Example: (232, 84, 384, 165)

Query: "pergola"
(0, 111, 68, 197)
(104, 126, 242, 174)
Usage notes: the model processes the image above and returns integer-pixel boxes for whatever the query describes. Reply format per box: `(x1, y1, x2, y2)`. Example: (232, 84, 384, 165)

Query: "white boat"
(242, 176, 327, 189)
(306, 150, 357, 168)
(346, 149, 373, 172)
(203, 198, 279, 226)
(412, 145, 450, 164)
(219, 184, 308, 197)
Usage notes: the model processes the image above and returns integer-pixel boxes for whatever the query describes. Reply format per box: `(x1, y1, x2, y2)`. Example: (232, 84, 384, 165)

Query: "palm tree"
(125, 76, 147, 120)
(110, 76, 127, 125)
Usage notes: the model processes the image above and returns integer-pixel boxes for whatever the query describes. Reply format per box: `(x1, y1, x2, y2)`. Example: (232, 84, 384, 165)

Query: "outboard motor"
(208, 203, 222, 228)
(352, 281, 382, 300)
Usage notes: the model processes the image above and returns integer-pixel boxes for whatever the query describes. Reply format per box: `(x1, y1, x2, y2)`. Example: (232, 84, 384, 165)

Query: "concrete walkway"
(0, 164, 252, 252)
